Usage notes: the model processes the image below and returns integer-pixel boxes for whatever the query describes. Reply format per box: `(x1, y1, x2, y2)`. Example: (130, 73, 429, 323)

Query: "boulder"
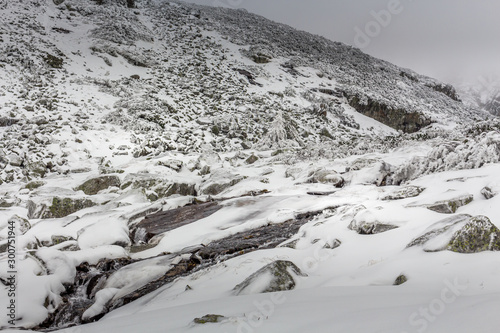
(76, 176, 121, 195)
(394, 274, 408, 286)
(406, 215, 500, 253)
(193, 314, 225, 324)
(306, 169, 344, 188)
(426, 194, 473, 214)
(233, 260, 307, 295)
(157, 159, 183, 172)
(8, 215, 31, 235)
(481, 186, 497, 200)
(406, 214, 471, 251)
(348, 209, 398, 235)
(448, 216, 500, 253)
(382, 186, 425, 200)
(121, 174, 197, 201)
(27, 196, 97, 219)
(200, 169, 245, 195)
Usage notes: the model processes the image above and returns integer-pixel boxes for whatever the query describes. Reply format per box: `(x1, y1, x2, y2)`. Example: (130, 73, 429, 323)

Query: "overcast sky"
(181, 0, 500, 84)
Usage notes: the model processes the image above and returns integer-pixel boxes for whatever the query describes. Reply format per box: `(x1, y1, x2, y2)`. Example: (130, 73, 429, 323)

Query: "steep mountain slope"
(1, 0, 500, 332)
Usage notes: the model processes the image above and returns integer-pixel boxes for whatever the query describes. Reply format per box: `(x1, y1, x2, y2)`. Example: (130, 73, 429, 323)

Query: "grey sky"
(181, 0, 500, 84)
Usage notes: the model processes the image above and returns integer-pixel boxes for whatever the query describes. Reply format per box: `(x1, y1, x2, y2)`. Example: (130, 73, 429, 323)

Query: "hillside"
(1, 1, 500, 332)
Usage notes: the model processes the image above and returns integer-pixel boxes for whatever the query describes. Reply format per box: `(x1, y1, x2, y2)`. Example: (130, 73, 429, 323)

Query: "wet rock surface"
(34, 203, 330, 330)
(130, 201, 223, 243)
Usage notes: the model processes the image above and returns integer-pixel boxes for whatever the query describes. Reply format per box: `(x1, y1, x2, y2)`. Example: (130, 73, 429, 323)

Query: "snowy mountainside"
(457, 76, 500, 116)
(1, 0, 500, 332)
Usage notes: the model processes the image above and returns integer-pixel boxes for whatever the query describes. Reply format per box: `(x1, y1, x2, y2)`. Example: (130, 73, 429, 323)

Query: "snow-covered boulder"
(233, 261, 307, 295)
(407, 215, 500, 253)
(348, 209, 399, 235)
(76, 176, 121, 195)
(448, 216, 500, 253)
(426, 194, 473, 214)
(27, 196, 97, 219)
(481, 186, 497, 200)
(382, 185, 425, 200)
(200, 169, 245, 196)
(306, 168, 344, 188)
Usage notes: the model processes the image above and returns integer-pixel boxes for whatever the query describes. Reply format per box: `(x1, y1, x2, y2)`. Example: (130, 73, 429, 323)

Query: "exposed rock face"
(76, 176, 121, 195)
(347, 94, 432, 133)
(131, 202, 222, 243)
(426, 194, 473, 214)
(382, 186, 425, 200)
(448, 216, 500, 253)
(27, 197, 97, 219)
(233, 260, 306, 295)
(426, 83, 461, 102)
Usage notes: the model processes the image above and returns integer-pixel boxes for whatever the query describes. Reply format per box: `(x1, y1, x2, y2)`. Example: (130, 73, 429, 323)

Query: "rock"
(122, 174, 197, 200)
(8, 154, 23, 167)
(0, 117, 19, 127)
(26, 160, 48, 177)
(51, 235, 75, 245)
(348, 210, 398, 235)
(405, 214, 500, 253)
(346, 93, 432, 133)
(8, 215, 31, 235)
(406, 214, 470, 250)
(448, 216, 500, 253)
(279, 239, 299, 249)
(382, 186, 425, 200)
(76, 176, 121, 195)
(307, 169, 344, 188)
(481, 186, 497, 200)
(193, 314, 225, 324)
(29, 115, 49, 126)
(245, 154, 259, 165)
(28, 197, 97, 219)
(23, 181, 46, 191)
(131, 202, 222, 243)
(158, 159, 183, 172)
(323, 239, 341, 249)
(427, 194, 473, 214)
(200, 169, 245, 195)
(233, 260, 307, 295)
(394, 274, 408, 286)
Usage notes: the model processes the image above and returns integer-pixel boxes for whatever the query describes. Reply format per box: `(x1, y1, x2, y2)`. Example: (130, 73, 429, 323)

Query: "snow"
(0, 0, 499, 332)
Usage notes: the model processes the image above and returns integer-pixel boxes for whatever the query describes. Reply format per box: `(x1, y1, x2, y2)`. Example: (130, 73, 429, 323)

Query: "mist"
(181, 0, 500, 85)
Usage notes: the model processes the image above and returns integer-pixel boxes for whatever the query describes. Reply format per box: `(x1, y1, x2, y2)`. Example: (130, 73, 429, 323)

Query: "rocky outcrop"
(426, 83, 461, 102)
(233, 261, 306, 295)
(347, 94, 432, 133)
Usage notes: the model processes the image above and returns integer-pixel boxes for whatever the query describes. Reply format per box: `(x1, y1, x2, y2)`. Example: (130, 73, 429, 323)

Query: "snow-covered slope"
(1, 0, 500, 332)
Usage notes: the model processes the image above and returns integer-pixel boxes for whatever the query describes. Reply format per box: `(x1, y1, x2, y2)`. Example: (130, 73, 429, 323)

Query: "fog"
(181, 0, 500, 85)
